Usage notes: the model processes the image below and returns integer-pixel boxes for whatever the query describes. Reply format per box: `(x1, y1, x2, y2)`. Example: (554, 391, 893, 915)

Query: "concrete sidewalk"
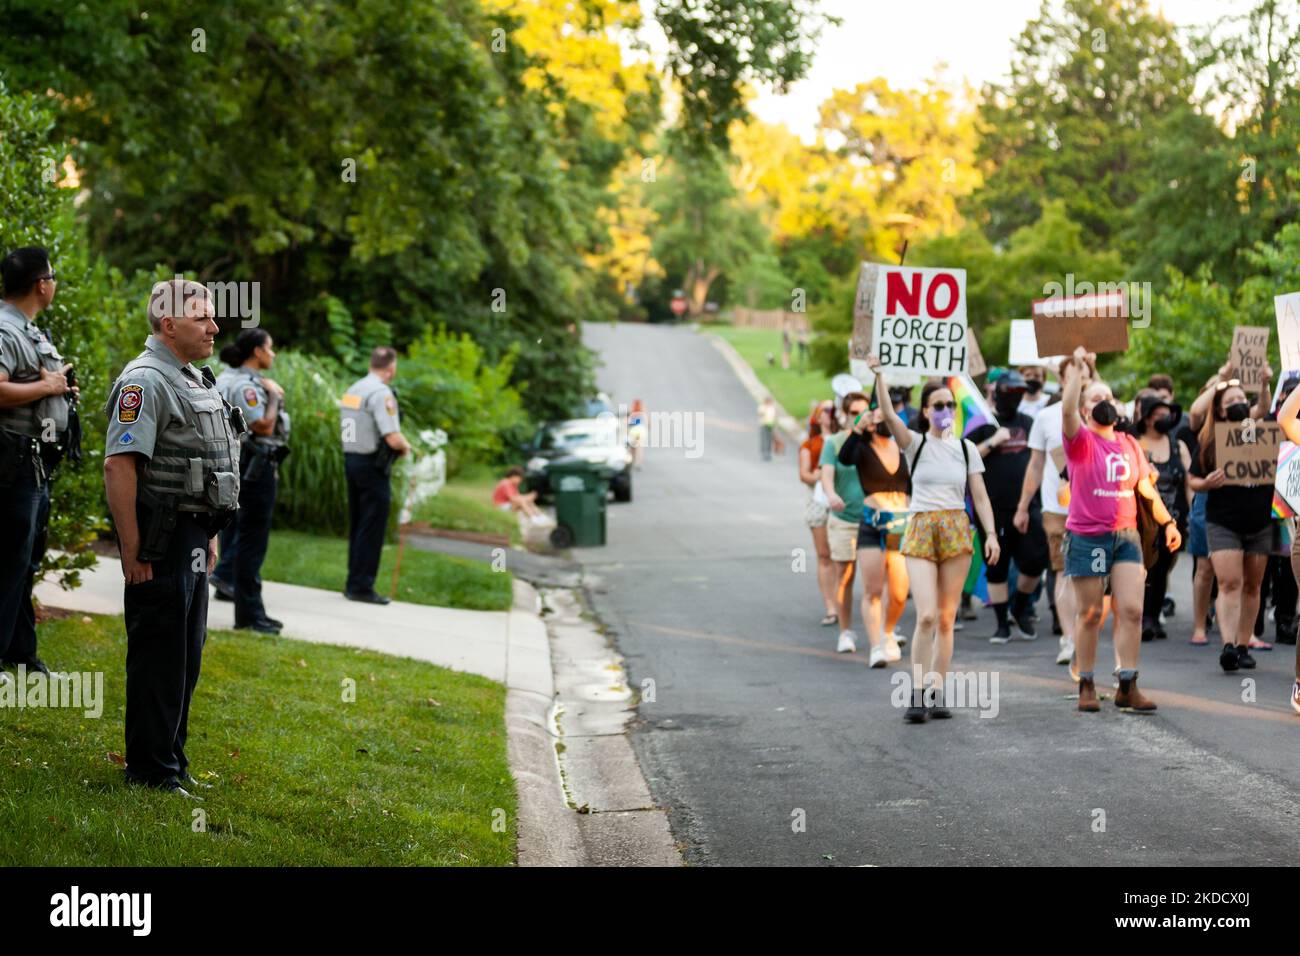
(34, 556, 553, 698)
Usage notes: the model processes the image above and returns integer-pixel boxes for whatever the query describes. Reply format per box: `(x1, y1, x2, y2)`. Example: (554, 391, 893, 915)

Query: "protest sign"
(1215, 421, 1283, 486)
(1277, 292, 1300, 372)
(1230, 325, 1270, 393)
(966, 327, 987, 377)
(1030, 289, 1128, 356)
(868, 265, 967, 377)
(850, 263, 880, 363)
(1275, 441, 1300, 517)
(1007, 319, 1062, 367)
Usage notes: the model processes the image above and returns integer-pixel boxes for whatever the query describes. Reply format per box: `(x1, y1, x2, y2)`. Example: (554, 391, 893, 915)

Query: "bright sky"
(633, 0, 1250, 142)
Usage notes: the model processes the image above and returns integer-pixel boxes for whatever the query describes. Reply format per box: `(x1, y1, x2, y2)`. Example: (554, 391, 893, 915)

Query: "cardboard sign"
(1215, 421, 1283, 486)
(1230, 325, 1271, 393)
(1277, 292, 1300, 371)
(1031, 290, 1129, 356)
(849, 263, 881, 362)
(869, 265, 967, 376)
(966, 327, 987, 377)
(1007, 319, 1062, 367)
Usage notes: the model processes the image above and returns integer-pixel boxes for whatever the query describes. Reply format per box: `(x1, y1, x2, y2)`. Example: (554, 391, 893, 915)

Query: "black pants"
(984, 507, 1049, 584)
(214, 465, 278, 625)
(1143, 542, 1178, 629)
(345, 452, 391, 595)
(0, 461, 50, 664)
(124, 513, 210, 785)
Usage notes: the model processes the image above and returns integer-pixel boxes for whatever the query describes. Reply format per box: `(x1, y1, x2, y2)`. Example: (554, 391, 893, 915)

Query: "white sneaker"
(868, 645, 888, 668)
(1056, 636, 1074, 665)
(883, 637, 903, 663)
(889, 630, 907, 648)
(836, 630, 857, 654)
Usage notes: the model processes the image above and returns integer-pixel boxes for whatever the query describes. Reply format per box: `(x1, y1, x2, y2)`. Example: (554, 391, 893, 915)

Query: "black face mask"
(874, 422, 892, 438)
(1024, 379, 1043, 395)
(1153, 415, 1176, 434)
(1225, 402, 1250, 422)
(1090, 400, 1118, 426)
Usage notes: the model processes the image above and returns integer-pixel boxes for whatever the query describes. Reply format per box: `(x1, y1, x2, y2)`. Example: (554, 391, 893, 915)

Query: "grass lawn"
(0, 613, 516, 866)
(262, 529, 512, 612)
(707, 325, 831, 422)
(412, 467, 520, 546)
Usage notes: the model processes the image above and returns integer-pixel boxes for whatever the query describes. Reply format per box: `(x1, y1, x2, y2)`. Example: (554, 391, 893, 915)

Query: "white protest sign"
(872, 265, 968, 377)
(1276, 292, 1300, 372)
(1008, 319, 1064, 368)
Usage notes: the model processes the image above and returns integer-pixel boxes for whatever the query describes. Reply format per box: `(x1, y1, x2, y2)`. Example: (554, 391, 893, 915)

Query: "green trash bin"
(547, 456, 610, 548)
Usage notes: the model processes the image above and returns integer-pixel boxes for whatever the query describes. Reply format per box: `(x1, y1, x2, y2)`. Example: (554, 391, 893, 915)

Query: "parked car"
(523, 417, 633, 503)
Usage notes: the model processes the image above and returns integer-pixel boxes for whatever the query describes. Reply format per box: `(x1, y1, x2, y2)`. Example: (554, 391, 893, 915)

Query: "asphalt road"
(578, 320, 1300, 867)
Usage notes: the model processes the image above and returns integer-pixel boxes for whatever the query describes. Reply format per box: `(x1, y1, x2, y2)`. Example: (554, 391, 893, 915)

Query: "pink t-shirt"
(1063, 427, 1150, 535)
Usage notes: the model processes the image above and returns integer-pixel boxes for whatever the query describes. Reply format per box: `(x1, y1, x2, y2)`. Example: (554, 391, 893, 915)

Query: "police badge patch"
(385, 395, 397, 416)
(244, 387, 259, 407)
(117, 384, 143, 424)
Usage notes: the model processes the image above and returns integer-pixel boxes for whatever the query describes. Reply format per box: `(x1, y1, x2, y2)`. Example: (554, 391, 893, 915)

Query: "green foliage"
(399, 326, 527, 471)
(971, 0, 1196, 251)
(0, 78, 153, 587)
(655, 0, 836, 149)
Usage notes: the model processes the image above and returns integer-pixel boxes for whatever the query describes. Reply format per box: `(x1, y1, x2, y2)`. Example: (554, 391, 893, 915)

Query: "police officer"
(211, 328, 289, 633)
(339, 346, 410, 604)
(0, 247, 76, 680)
(103, 279, 243, 798)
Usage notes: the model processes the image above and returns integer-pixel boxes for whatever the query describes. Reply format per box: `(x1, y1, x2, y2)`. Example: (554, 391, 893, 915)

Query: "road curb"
(703, 331, 805, 444)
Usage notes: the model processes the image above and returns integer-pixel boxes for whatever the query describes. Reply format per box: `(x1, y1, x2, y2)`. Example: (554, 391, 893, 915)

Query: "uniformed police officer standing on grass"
(210, 328, 289, 634)
(0, 247, 77, 683)
(339, 346, 410, 604)
(103, 279, 244, 799)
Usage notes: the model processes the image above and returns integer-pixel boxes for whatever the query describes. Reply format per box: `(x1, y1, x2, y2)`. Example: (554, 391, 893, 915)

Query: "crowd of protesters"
(794, 346, 1300, 720)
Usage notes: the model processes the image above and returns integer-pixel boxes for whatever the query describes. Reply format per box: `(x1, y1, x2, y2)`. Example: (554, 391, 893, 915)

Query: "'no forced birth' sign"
(871, 266, 968, 377)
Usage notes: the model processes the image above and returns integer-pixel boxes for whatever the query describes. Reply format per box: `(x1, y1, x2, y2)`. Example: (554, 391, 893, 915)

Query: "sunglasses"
(928, 401, 956, 411)
(1215, 378, 1242, 391)
(38, 272, 56, 282)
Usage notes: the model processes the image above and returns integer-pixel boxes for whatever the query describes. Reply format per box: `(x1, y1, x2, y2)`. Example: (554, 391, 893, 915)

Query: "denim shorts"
(1064, 528, 1143, 577)
(1187, 491, 1208, 558)
(858, 507, 907, 551)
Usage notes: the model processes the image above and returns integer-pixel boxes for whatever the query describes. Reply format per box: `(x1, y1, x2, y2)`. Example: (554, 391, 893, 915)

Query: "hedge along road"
(578, 320, 1300, 867)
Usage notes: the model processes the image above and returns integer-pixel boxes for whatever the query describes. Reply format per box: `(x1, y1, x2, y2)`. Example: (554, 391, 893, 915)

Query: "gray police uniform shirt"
(217, 365, 289, 448)
(339, 372, 399, 454)
(105, 337, 241, 512)
(0, 300, 69, 439)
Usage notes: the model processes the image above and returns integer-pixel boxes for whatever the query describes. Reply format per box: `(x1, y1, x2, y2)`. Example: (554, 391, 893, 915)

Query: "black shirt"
(968, 411, 1034, 513)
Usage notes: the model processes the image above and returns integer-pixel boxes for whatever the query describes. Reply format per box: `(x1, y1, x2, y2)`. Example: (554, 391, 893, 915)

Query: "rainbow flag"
(945, 374, 995, 438)
(1275, 441, 1299, 519)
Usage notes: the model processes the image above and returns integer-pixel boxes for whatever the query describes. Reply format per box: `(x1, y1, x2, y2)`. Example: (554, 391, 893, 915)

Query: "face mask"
(1090, 400, 1118, 426)
(874, 422, 891, 438)
(1225, 402, 1250, 422)
(1153, 415, 1175, 434)
(1024, 379, 1043, 395)
(931, 408, 955, 432)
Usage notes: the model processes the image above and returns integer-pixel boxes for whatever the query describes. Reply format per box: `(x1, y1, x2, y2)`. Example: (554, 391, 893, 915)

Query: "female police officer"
(211, 328, 289, 633)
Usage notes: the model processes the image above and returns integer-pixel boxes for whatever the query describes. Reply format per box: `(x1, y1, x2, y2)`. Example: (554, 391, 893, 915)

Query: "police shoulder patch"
(385, 395, 397, 416)
(118, 431, 135, 446)
(243, 386, 259, 407)
(117, 384, 143, 424)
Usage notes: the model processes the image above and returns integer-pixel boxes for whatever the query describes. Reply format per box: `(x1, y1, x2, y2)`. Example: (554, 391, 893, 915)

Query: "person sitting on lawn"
(493, 467, 544, 520)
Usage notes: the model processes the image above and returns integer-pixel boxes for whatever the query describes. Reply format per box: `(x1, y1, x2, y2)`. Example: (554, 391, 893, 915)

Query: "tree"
(650, 141, 768, 315)
(970, 0, 1197, 251)
(654, 0, 836, 149)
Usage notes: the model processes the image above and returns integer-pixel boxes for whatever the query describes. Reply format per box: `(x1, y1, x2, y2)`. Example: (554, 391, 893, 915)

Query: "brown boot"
(1077, 677, 1100, 712)
(1115, 674, 1157, 712)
